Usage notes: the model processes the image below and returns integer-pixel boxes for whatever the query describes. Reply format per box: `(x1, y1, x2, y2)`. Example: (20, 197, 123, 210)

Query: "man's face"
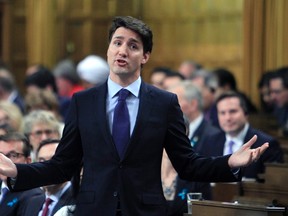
(170, 85, 196, 121)
(107, 27, 150, 82)
(37, 143, 59, 192)
(29, 123, 59, 152)
(178, 63, 195, 79)
(150, 72, 166, 89)
(37, 143, 58, 162)
(269, 78, 288, 108)
(0, 140, 30, 181)
(217, 97, 247, 136)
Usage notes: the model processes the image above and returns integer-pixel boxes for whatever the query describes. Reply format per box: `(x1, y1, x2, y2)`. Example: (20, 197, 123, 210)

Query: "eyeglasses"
(270, 89, 285, 95)
(29, 129, 57, 138)
(2, 151, 25, 160)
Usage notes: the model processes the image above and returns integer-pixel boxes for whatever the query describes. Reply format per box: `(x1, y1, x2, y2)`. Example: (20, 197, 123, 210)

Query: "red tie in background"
(42, 197, 53, 216)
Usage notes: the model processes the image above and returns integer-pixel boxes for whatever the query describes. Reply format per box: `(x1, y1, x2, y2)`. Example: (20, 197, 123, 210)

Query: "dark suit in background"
(0, 181, 43, 216)
(199, 126, 283, 179)
(190, 118, 221, 153)
(23, 184, 74, 216)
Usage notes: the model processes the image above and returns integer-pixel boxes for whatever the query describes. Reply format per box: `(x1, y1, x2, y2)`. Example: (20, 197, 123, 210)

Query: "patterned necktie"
(227, 140, 235, 155)
(112, 89, 130, 159)
(0, 187, 9, 203)
(41, 197, 53, 216)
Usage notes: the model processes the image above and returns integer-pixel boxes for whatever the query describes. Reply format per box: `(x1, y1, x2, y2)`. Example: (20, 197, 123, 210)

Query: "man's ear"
(25, 156, 32, 164)
(141, 52, 150, 65)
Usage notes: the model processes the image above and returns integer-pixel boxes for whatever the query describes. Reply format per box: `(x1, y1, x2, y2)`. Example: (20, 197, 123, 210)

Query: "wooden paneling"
(142, 0, 243, 83)
(1, 0, 287, 100)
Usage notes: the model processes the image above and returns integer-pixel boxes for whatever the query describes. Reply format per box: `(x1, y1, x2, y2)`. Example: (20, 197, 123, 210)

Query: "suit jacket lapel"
(95, 84, 120, 159)
(51, 186, 73, 215)
(124, 82, 153, 158)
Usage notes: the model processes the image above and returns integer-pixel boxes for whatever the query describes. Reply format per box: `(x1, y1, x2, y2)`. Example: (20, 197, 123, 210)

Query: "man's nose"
(118, 45, 128, 56)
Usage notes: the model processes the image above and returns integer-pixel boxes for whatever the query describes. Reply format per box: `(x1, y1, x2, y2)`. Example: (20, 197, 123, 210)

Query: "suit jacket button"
(113, 191, 118, 197)
(119, 164, 123, 169)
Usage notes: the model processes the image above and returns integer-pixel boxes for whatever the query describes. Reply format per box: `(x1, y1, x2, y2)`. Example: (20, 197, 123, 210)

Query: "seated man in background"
(23, 139, 74, 216)
(269, 66, 288, 136)
(22, 110, 62, 161)
(168, 80, 221, 153)
(199, 91, 284, 180)
(0, 132, 43, 216)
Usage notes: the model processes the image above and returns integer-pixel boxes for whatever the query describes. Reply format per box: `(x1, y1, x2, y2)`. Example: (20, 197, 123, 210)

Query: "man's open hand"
(228, 135, 269, 169)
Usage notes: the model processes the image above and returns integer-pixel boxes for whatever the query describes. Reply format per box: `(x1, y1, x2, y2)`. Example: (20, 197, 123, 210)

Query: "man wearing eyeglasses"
(0, 132, 43, 216)
(22, 110, 62, 161)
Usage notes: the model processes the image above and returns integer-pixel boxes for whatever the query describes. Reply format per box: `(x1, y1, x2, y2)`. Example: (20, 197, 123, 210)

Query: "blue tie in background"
(227, 140, 235, 154)
(113, 89, 130, 159)
(0, 187, 9, 203)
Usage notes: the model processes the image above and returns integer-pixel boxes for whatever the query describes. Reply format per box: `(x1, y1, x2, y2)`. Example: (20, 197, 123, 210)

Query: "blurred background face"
(37, 142, 60, 192)
(0, 140, 29, 181)
(170, 86, 193, 118)
(29, 123, 60, 151)
(269, 78, 288, 108)
(260, 85, 272, 106)
(150, 72, 166, 89)
(217, 97, 247, 136)
(55, 77, 71, 97)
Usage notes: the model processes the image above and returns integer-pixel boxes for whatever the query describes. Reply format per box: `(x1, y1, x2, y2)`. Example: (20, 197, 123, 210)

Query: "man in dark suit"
(0, 132, 43, 216)
(0, 16, 268, 216)
(23, 139, 74, 216)
(198, 91, 284, 180)
(168, 80, 221, 153)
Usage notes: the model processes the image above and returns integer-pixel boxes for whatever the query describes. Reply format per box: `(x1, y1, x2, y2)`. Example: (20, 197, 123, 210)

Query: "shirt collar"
(188, 114, 204, 139)
(226, 123, 249, 143)
(46, 181, 71, 202)
(1, 181, 8, 191)
(107, 76, 141, 99)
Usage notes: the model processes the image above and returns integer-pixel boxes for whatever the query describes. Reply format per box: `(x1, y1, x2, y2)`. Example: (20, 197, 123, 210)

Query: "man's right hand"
(0, 153, 17, 178)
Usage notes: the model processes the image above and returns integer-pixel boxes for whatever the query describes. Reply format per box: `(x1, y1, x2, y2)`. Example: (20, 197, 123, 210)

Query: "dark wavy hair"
(108, 16, 153, 54)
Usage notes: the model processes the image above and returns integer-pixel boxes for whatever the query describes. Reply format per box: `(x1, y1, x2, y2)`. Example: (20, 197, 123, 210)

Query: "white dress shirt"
(107, 76, 141, 136)
(223, 123, 249, 155)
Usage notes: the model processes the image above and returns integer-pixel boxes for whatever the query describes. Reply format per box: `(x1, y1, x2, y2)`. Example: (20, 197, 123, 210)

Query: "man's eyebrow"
(113, 35, 124, 40)
(113, 35, 140, 43)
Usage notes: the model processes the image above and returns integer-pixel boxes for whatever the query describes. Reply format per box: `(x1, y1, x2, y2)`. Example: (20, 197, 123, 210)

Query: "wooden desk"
(241, 163, 288, 206)
(184, 200, 286, 216)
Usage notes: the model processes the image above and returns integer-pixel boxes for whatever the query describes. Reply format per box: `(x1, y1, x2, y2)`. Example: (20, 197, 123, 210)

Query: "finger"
(242, 135, 257, 149)
(252, 148, 261, 161)
(259, 142, 269, 154)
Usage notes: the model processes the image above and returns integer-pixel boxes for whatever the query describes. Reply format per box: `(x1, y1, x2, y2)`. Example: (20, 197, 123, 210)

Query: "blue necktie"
(227, 140, 235, 155)
(113, 89, 130, 159)
(0, 187, 9, 203)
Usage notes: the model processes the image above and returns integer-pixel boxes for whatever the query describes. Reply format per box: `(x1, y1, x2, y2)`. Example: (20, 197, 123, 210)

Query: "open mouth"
(116, 59, 127, 66)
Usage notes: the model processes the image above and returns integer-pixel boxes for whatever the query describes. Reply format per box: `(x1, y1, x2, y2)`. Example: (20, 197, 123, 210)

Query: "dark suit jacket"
(199, 126, 284, 179)
(191, 118, 221, 153)
(0, 181, 43, 216)
(166, 177, 211, 216)
(23, 184, 74, 216)
(12, 92, 26, 114)
(10, 82, 239, 216)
